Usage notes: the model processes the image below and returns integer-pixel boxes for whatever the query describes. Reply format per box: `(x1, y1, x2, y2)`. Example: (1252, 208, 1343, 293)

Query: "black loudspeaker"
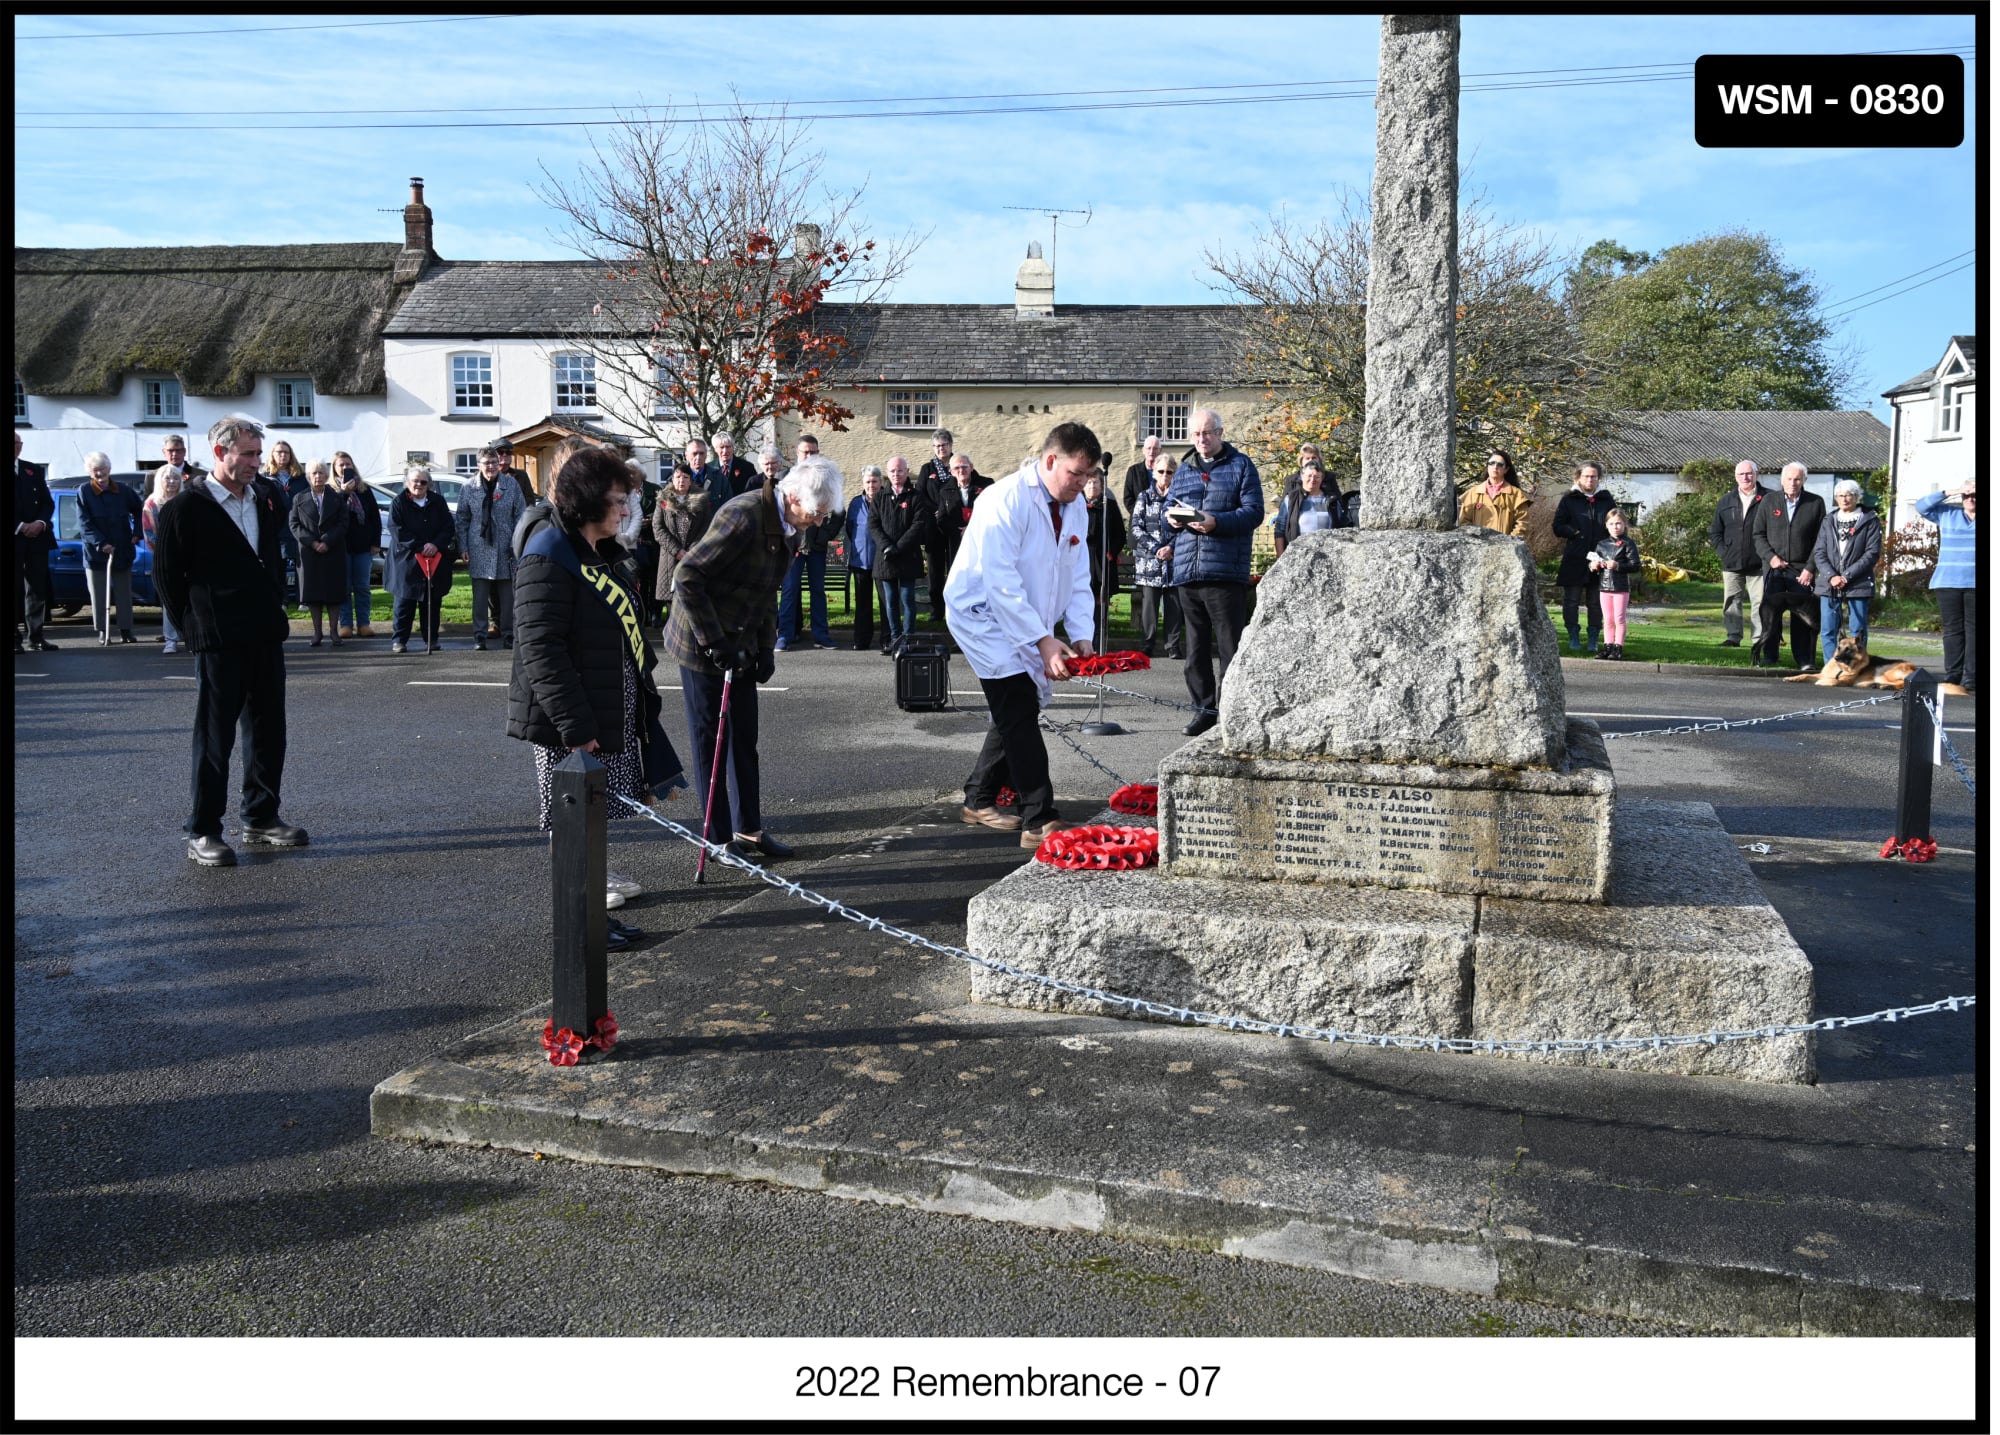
(895, 638, 951, 712)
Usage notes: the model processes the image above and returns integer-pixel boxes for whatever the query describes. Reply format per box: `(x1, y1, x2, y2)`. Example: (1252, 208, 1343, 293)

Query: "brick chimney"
(1014, 241, 1053, 319)
(395, 176, 436, 284)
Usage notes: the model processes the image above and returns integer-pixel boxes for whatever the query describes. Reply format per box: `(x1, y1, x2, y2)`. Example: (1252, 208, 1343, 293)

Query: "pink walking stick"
(693, 668, 735, 885)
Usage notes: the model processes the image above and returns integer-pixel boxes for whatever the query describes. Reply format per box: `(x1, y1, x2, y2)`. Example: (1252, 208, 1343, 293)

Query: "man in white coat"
(945, 422, 1100, 849)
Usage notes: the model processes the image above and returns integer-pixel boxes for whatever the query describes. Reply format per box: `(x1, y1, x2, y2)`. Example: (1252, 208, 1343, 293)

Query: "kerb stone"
(1218, 527, 1569, 770)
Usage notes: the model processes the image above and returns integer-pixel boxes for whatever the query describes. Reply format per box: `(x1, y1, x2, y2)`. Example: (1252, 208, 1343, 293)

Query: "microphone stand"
(1080, 459, 1123, 737)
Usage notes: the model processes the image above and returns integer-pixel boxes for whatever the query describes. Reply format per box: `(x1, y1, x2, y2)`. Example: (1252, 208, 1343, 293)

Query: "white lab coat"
(944, 461, 1095, 702)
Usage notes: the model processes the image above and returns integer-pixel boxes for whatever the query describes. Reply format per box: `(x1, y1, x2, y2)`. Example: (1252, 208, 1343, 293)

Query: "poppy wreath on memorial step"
(1108, 783, 1158, 816)
(541, 1011, 619, 1066)
(1066, 650, 1151, 677)
(1878, 836, 1938, 863)
(1034, 824, 1159, 870)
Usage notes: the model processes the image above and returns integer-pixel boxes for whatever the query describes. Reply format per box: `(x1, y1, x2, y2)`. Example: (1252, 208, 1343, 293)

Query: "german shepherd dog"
(1786, 636, 1920, 689)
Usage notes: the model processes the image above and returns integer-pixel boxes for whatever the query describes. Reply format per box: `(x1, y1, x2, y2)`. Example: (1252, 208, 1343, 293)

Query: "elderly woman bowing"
(665, 455, 843, 862)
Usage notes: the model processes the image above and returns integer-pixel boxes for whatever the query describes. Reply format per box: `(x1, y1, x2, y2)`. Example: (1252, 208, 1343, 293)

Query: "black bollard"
(550, 751, 609, 1044)
(1894, 669, 1938, 844)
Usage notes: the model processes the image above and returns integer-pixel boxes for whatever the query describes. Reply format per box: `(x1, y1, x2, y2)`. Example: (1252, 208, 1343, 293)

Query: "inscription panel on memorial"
(1163, 773, 1610, 903)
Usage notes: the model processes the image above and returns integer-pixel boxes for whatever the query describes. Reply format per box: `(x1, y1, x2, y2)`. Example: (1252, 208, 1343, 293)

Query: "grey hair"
(150, 465, 184, 502)
(713, 433, 736, 448)
(778, 455, 845, 517)
(760, 444, 781, 460)
(860, 464, 885, 481)
(405, 464, 433, 486)
(84, 450, 111, 471)
(1781, 461, 1809, 481)
(931, 428, 954, 445)
(1190, 407, 1224, 435)
(208, 414, 264, 452)
(478, 442, 509, 460)
(1735, 459, 1760, 475)
(307, 460, 329, 478)
(1833, 478, 1863, 500)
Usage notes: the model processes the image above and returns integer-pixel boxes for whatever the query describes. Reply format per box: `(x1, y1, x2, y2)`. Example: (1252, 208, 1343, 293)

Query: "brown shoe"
(338, 625, 356, 639)
(1020, 820, 1066, 850)
(357, 625, 376, 637)
(961, 804, 1023, 832)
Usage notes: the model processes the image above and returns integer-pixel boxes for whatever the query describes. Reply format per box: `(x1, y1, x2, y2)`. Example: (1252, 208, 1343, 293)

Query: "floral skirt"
(533, 657, 646, 830)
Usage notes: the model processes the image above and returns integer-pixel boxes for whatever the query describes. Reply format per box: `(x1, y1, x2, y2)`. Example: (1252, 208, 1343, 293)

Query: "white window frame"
(884, 389, 938, 430)
(13, 377, 26, 423)
(552, 353, 597, 413)
(449, 450, 481, 479)
(274, 376, 315, 421)
(1138, 391, 1190, 444)
(142, 377, 184, 421)
(1939, 382, 1968, 436)
(450, 352, 495, 413)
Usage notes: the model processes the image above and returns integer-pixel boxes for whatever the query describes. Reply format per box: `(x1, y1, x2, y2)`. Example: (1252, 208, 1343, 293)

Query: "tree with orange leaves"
(538, 105, 920, 459)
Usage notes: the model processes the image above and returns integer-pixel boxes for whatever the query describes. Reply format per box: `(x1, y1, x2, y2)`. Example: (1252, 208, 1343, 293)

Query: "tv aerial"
(1003, 205, 1092, 270)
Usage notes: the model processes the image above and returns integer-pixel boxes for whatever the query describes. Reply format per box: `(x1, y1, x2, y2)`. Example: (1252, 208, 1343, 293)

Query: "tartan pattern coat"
(662, 480, 788, 673)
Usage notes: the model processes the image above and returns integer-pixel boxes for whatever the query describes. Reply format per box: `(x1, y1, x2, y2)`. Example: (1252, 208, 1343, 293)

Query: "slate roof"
(380, 261, 668, 337)
(1883, 335, 1977, 398)
(1602, 410, 1890, 474)
(15, 243, 407, 397)
(812, 303, 1247, 386)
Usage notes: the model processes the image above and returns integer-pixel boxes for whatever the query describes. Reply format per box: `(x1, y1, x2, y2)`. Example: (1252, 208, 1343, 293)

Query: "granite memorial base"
(1159, 719, 1615, 904)
(968, 800, 1814, 1084)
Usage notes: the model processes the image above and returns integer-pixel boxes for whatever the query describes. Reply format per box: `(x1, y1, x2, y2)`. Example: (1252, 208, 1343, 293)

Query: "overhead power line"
(1820, 249, 1976, 311)
(15, 14, 526, 41)
(13, 45, 1971, 130)
(1823, 262, 1977, 320)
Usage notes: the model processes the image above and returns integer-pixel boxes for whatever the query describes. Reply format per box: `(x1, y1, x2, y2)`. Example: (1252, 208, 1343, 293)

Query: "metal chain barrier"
(615, 795, 1975, 1055)
(1040, 717, 1131, 788)
(1072, 675, 1208, 716)
(1920, 694, 1978, 798)
(1597, 691, 1901, 740)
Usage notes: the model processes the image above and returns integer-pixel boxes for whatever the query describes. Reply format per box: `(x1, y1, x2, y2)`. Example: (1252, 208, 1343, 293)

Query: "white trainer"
(606, 889, 627, 910)
(606, 870, 643, 899)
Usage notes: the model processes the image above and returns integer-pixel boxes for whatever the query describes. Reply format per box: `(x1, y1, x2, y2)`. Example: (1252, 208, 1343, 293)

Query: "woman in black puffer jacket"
(508, 447, 685, 936)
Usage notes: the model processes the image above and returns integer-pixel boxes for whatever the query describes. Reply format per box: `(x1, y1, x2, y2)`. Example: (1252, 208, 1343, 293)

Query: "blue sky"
(13, 11, 1978, 415)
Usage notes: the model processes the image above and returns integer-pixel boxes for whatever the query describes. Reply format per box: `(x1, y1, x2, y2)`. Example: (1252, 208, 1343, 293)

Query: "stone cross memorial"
(966, 15, 1816, 1083)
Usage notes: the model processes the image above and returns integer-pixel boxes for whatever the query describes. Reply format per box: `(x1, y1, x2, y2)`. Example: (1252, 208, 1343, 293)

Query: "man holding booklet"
(1163, 409, 1264, 736)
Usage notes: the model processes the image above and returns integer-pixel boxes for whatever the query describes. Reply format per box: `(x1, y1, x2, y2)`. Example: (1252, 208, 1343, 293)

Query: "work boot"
(187, 834, 236, 867)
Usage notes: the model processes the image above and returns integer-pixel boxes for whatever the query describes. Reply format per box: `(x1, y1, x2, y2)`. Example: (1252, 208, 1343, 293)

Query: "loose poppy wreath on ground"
(1108, 783, 1158, 816)
(1034, 824, 1160, 869)
(1880, 836, 1939, 863)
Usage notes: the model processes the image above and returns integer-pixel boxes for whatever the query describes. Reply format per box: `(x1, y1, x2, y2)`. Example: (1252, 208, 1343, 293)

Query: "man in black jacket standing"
(14, 431, 58, 652)
(1709, 460, 1770, 651)
(155, 415, 308, 866)
(914, 428, 972, 623)
(1750, 461, 1827, 671)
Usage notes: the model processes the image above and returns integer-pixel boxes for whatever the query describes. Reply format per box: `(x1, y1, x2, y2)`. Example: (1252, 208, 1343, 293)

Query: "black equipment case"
(894, 637, 951, 712)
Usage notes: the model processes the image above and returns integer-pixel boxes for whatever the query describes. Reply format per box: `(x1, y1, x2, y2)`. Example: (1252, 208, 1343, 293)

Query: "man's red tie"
(1049, 499, 1063, 536)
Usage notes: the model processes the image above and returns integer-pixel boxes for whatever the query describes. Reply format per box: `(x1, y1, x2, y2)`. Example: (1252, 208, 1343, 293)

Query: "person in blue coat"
(76, 452, 144, 642)
(843, 467, 881, 651)
(1164, 409, 1263, 735)
(1915, 480, 1977, 693)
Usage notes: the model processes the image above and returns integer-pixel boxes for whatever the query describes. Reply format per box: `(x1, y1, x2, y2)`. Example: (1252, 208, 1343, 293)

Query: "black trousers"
(966, 672, 1057, 829)
(1178, 581, 1248, 714)
(849, 563, 875, 649)
(189, 643, 287, 837)
(394, 580, 447, 646)
(1756, 583, 1820, 669)
(15, 540, 51, 645)
(1938, 587, 1979, 689)
(923, 540, 952, 620)
(1561, 585, 1602, 643)
(1136, 584, 1182, 656)
(681, 664, 762, 841)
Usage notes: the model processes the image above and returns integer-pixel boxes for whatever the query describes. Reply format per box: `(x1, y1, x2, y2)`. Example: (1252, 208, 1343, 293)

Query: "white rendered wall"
(1891, 389, 1977, 527)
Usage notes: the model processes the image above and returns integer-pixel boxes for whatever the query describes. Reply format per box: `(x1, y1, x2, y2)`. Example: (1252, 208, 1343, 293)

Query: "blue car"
(47, 473, 297, 618)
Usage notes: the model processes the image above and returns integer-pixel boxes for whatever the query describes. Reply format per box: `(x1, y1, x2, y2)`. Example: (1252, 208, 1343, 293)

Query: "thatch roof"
(14, 243, 408, 398)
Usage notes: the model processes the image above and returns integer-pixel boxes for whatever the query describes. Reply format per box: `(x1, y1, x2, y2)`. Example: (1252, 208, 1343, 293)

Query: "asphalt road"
(14, 617, 1977, 1358)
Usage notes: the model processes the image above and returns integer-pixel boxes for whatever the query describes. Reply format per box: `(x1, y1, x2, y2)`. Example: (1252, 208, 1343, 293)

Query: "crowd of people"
(10, 416, 1981, 913)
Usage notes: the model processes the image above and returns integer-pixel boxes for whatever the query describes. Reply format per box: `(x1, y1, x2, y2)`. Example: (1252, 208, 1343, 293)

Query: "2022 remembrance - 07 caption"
(793, 1363, 1221, 1401)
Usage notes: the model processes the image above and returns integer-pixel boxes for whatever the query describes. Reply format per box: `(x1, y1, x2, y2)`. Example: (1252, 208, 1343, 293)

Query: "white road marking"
(1571, 711, 1724, 722)
(164, 675, 197, 681)
(17, 672, 49, 677)
(405, 681, 791, 692)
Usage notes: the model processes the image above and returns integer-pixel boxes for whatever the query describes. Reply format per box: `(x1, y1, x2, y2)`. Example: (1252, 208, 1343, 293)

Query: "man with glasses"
(1164, 409, 1263, 736)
